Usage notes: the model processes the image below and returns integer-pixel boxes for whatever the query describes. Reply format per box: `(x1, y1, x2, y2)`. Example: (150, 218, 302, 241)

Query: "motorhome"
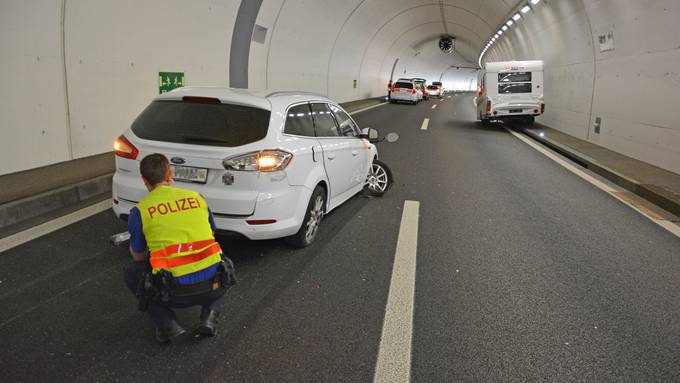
(476, 60, 544, 125)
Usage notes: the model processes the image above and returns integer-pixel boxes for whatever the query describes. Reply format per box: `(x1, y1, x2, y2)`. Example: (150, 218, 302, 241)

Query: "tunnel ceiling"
(339, 0, 524, 66)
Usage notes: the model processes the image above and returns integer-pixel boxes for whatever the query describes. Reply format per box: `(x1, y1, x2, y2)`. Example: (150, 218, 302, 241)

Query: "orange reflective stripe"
(150, 239, 215, 259)
(149, 242, 222, 269)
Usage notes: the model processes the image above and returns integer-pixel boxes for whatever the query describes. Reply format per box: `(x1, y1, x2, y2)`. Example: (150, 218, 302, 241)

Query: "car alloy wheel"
(305, 194, 324, 243)
(365, 160, 393, 196)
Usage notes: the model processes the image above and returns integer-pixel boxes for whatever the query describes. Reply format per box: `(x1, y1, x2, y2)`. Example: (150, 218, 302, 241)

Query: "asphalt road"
(1, 95, 679, 382)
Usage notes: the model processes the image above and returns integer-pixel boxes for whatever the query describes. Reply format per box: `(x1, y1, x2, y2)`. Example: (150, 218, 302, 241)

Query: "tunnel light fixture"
(502, 25, 508, 31)
(494, 34, 499, 39)
(512, 13, 521, 21)
(506, 20, 514, 26)
(531, 0, 541, 4)
(521, 5, 531, 13)
(498, 30, 503, 35)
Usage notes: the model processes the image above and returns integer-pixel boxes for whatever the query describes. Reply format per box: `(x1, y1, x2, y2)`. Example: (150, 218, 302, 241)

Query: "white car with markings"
(112, 87, 390, 247)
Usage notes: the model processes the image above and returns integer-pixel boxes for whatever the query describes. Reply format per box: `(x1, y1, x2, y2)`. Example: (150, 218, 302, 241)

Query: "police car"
(112, 87, 389, 247)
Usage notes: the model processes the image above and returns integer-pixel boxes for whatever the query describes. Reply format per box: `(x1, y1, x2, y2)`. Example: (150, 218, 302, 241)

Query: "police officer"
(123, 153, 234, 343)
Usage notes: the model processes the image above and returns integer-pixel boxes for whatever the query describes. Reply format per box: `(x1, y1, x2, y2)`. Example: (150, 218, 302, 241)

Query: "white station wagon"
(112, 87, 392, 247)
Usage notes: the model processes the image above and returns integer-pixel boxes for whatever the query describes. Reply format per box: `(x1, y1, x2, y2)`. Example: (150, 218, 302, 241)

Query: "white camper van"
(476, 60, 544, 125)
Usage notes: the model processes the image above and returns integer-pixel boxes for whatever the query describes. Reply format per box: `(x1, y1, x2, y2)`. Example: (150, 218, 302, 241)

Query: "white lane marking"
(374, 200, 419, 383)
(0, 200, 111, 254)
(506, 128, 680, 238)
(431, 104, 437, 109)
(420, 118, 430, 131)
(349, 101, 389, 115)
(447, 95, 451, 98)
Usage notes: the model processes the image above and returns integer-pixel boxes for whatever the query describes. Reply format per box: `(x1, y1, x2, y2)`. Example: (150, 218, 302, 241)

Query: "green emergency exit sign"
(159, 72, 185, 94)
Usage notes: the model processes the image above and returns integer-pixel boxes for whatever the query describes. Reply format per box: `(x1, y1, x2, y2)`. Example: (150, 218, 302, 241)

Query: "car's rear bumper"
(112, 174, 312, 240)
(390, 93, 418, 102)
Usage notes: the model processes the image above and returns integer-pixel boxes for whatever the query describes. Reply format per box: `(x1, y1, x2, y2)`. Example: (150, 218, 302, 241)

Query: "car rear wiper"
(181, 134, 229, 144)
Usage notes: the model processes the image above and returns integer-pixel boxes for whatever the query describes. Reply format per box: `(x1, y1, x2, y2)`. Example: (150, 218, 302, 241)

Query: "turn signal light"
(223, 150, 293, 172)
(540, 103, 545, 114)
(486, 100, 492, 112)
(114, 135, 139, 159)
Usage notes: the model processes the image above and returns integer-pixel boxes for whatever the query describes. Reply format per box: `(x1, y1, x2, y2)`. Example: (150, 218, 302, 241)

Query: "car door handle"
(327, 153, 336, 160)
(351, 150, 358, 156)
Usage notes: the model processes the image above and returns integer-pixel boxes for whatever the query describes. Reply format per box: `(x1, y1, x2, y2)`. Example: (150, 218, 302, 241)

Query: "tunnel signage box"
(159, 72, 185, 94)
(598, 31, 615, 52)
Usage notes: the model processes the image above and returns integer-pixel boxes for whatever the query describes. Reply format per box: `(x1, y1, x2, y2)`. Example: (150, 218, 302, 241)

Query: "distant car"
(427, 85, 442, 98)
(431, 81, 444, 95)
(390, 80, 419, 104)
(412, 78, 428, 100)
(112, 87, 388, 247)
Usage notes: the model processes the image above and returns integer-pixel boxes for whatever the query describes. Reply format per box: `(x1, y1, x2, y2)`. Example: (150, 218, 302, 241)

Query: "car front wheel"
(285, 186, 326, 247)
(365, 160, 393, 196)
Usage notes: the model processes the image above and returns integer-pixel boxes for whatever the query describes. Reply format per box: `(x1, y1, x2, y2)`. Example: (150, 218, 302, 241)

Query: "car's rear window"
(432, 82, 442, 86)
(427, 85, 438, 90)
(394, 82, 413, 89)
(131, 100, 270, 147)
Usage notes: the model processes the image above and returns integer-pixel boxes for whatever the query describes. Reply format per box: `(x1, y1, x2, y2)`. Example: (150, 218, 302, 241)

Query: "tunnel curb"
(520, 127, 680, 219)
(0, 174, 112, 238)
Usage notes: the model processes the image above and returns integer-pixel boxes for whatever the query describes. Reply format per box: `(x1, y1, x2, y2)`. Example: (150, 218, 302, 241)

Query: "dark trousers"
(123, 260, 226, 329)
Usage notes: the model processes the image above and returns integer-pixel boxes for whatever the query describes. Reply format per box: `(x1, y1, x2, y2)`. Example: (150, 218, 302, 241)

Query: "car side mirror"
(360, 127, 380, 142)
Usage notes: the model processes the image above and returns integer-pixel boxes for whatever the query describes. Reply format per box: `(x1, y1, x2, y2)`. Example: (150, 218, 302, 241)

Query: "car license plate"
(509, 109, 523, 113)
(171, 165, 208, 184)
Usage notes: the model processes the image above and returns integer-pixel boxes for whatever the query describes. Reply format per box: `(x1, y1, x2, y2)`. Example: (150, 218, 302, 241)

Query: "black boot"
(155, 320, 187, 343)
(198, 308, 219, 337)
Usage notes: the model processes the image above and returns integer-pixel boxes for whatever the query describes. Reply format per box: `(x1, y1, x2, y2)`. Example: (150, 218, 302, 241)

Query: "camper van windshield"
(498, 72, 531, 83)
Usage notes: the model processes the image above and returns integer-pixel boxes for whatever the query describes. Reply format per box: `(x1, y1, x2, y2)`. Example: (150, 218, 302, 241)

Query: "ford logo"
(170, 157, 186, 165)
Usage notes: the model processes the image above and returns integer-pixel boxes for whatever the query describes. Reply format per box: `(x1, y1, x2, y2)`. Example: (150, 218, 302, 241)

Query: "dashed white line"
(373, 200, 420, 383)
(420, 118, 430, 130)
(0, 200, 111, 254)
(506, 128, 680, 238)
(431, 104, 437, 109)
(349, 101, 389, 115)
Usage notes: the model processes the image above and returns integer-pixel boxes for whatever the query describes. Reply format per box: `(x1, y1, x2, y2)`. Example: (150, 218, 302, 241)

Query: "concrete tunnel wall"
(483, 0, 680, 175)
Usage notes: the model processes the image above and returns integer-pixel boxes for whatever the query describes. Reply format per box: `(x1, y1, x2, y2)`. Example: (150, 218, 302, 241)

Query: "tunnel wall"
(0, 0, 240, 176)
(484, 0, 680, 175)
(249, 0, 482, 101)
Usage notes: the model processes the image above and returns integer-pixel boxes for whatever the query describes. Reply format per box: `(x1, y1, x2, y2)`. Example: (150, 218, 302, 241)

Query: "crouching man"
(123, 153, 236, 343)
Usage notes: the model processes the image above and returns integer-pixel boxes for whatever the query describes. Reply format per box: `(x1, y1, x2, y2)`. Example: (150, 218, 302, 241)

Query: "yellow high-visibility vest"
(138, 185, 222, 277)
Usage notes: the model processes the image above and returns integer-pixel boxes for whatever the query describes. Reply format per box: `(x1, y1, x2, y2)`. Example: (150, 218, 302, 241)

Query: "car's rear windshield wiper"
(181, 134, 229, 144)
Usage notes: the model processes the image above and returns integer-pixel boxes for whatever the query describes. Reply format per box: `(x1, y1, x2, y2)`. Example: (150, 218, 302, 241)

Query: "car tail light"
(393, 88, 400, 92)
(407, 89, 416, 94)
(114, 135, 139, 159)
(533, 109, 539, 114)
(493, 111, 498, 115)
(486, 100, 492, 113)
(223, 150, 293, 172)
(540, 103, 545, 114)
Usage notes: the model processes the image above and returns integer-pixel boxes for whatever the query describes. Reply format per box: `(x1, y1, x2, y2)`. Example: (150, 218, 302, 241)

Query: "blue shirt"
(128, 206, 219, 285)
